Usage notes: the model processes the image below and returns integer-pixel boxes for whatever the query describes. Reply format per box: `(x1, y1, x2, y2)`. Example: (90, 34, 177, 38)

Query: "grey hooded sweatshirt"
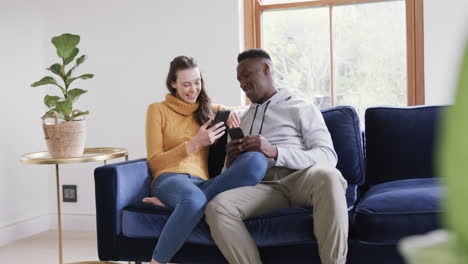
(239, 88, 337, 170)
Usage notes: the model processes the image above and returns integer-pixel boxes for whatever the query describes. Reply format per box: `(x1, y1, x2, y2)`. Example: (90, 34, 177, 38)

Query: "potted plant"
(31, 33, 94, 158)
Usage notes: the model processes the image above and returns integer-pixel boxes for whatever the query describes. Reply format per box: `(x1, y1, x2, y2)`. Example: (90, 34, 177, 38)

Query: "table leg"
(56, 164, 63, 264)
(50, 152, 129, 264)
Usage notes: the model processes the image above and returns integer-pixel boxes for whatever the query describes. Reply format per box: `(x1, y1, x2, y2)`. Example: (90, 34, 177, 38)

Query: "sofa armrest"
(94, 158, 152, 259)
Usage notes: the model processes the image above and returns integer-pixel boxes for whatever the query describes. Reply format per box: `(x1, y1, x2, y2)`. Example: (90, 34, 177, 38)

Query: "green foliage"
(64, 48, 79, 65)
(51, 33, 80, 59)
(66, 55, 87, 78)
(43, 95, 60, 108)
(31, 33, 93, 121)
(47, 63, 64, 78)
(31, 76, 59, 87)
(439, 42, 468, 255)
(67, 88, 87, 103)
(401, 42, 468, 264)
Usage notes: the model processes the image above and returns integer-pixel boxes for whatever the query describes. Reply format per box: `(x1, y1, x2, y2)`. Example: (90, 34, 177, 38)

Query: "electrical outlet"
(63, 185, 77, 202)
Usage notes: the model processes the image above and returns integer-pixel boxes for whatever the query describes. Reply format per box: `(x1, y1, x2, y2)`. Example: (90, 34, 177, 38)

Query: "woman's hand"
(227, 111, 241, 128)
(187, 119, 226, 153)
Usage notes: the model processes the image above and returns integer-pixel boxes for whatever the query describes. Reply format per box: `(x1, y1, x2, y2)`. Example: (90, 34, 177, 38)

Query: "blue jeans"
(150, 152, 267, 263)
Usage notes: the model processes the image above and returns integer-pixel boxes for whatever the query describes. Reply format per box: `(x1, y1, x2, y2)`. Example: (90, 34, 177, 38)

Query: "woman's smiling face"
(171, 67, 202, 104)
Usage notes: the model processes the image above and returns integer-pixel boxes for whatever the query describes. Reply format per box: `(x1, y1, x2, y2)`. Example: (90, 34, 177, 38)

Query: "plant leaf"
(66, 55, 87, 78)
(70, 110, 89, 121)
(31, 76, 66, 95)
(440, 42, 468, 253)
(51, 33, 80, 59)
(44, 95, 61, 108)
(76, 54, 86, 65)
(31, 76, 58, 87)
(55, 99, 72, 120)
(66, 74, 94, 87)
(64, 48, 79, 65)
(42, 108, 65, 120)
(47, 63, 65, 78)
(67, 88, 87, 103)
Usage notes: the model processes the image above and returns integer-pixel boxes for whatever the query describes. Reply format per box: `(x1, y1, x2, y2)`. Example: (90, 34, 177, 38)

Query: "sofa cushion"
(122, 206, 353, 246)
(322, 106, 365, 209)
(352, 178, 442, 244)
(122, 206, 314, 246)
(365, 106, 445, 186)
(322, 106, 365, 186)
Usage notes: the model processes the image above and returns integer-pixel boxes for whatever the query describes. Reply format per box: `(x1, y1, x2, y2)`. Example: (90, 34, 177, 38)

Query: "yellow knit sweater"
(146, 94, 223, 186)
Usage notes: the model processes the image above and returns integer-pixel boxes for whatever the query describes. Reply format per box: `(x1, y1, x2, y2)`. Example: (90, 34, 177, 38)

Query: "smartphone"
(208, 110, 231, 129)
(228, 127, 245, 140)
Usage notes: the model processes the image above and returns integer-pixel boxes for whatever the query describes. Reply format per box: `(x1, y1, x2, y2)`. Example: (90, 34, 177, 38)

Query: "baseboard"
(49, 213, 96, 231)
(0, 214, 50, 247)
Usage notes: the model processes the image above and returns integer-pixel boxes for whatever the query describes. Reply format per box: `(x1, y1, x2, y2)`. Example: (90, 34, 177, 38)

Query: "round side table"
(20, 147, 132, 264)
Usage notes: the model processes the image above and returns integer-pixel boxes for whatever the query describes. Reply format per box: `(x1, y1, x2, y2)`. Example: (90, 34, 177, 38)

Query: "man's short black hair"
(237, 48, 272, 63)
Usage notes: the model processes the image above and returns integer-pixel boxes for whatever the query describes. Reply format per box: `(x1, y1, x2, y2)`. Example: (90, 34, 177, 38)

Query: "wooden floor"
(0, 230, 153, 264)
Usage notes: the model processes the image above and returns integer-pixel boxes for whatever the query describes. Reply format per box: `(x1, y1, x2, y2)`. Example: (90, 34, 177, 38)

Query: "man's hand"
(225, 138, 243, 168)
(225, 135, 277, 168)
(238, 135, 278, 158)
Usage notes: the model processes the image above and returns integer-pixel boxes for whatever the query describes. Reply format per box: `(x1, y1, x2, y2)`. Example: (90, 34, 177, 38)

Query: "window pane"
(261, 0, 318, 4)
(262, 7, 331, 109)
(333, 1, 407, 120)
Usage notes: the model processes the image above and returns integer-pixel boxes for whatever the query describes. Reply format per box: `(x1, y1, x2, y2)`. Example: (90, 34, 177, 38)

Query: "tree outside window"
(246, 0, 424, 123)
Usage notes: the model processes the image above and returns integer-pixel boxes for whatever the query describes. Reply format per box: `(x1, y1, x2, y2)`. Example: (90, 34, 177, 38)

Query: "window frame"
(243, 0, 425, 106)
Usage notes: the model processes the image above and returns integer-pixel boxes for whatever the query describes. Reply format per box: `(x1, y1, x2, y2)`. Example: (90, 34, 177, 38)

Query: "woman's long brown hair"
(166, 56, 214, 125)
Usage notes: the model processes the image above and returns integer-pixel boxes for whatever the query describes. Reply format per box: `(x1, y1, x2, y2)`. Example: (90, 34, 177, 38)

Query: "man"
(204, 49, 349, 264)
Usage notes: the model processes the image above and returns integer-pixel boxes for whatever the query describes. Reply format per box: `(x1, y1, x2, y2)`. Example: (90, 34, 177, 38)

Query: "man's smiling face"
(237, 58, 271, 104)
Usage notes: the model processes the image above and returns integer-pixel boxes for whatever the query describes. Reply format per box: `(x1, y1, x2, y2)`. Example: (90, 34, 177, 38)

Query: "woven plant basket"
(42, 110, 86, 158)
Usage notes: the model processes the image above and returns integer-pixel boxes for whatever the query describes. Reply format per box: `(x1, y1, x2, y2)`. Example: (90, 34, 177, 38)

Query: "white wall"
(0, 0, 51, 246)
(424, 0, 468, 105)
(1, 0, 243, 244)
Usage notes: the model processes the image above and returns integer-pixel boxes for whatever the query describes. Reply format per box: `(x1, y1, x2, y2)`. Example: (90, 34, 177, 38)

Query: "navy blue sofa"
(94, 105, 444, 264)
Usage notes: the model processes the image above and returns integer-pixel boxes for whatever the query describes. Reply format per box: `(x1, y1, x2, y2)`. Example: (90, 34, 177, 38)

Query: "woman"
(143, 56, 267, 264)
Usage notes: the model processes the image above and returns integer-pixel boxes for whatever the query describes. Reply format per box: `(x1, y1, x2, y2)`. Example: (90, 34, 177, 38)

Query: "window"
(244, 0, 425, 118)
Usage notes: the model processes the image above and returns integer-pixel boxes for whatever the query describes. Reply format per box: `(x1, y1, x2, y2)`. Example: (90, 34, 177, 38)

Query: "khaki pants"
(205, 165, 349, 264)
